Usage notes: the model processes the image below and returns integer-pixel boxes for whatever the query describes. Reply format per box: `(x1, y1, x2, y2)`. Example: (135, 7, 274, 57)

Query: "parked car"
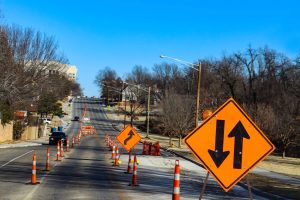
(41, 118, 52, 124)
(73, 116, 80, 121)
(49, 132, 68, 145)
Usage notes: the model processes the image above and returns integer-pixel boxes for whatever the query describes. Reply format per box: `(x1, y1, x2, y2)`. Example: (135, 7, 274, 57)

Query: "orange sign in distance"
(184, 98, 275, 192)
(116, 125, 141, 152)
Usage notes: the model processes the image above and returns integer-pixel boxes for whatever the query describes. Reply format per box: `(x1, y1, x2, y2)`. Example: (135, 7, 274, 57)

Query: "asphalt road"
(0, 98, 271, 200)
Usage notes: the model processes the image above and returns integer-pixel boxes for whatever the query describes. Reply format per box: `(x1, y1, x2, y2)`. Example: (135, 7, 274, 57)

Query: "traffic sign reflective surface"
(116, 125, 141, 152)
(184, 98, 275, 192)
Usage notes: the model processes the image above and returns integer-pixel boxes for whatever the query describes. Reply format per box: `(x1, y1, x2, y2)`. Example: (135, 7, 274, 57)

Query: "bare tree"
(159, 90, 194, 147)
(0, 29, 15, 124)
(152, 63, 183, 96)
(95, 67, 122, 102)
(126, 65, 152, 86)
(213, 56, 244, 99)
(1, 25, 68, 108)
(235, 47, 259, 105)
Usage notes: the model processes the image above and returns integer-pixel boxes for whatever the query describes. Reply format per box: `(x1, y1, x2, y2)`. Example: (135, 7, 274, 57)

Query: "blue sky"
(1, 0, 300, 96)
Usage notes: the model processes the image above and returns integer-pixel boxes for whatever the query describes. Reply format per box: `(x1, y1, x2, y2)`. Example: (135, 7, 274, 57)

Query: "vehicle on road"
(49, 131, 68, 145)
(73, 116, 80, 121)
(82, 117, 90, 122)
(41, 118, 52, 124)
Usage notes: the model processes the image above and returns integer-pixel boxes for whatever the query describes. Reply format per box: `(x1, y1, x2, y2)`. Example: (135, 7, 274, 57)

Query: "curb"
(0, 143, 42, 149)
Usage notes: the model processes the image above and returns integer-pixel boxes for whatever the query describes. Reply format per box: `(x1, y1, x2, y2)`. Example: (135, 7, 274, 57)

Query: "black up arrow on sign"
(228, 121, 250, 169)
(208, 120, 230, 168)
(124, 130, 135, 145)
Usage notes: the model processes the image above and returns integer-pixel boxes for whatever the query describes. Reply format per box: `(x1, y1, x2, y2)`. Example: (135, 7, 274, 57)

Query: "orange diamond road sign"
(116, 125, 141, 152)
(184, 98, 275, 192)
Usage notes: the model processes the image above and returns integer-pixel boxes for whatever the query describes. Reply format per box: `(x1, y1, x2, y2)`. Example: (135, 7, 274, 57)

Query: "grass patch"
(242, 173, 300, 199)
(257, 155, 300, 179)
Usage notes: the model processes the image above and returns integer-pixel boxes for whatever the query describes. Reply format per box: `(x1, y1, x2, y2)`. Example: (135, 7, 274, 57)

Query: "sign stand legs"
(246, 175, 253, 200)
(199, 172, 253, 200)
(199, 172, 209, 200)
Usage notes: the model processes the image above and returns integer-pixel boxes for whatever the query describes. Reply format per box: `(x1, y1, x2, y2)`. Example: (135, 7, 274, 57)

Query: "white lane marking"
(0, 150, 34, 169)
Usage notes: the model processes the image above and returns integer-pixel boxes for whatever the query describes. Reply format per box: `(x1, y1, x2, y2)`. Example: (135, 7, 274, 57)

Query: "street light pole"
(160, 55, 202, 127)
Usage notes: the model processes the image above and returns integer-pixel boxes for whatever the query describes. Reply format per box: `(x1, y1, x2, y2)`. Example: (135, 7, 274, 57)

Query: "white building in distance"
(46, 62, 77, 82)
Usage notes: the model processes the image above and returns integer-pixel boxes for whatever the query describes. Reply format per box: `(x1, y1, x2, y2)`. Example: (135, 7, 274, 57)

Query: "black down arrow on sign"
(208, 120, 230, 168)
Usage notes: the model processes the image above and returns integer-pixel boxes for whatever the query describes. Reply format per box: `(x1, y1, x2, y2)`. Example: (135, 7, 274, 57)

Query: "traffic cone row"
(104, 134, 182, 199)
(31, 136, 78, 184)
(105, 135, 116, 150)
(105, 134, 182, 197)
(29, 103, 94, 186)
(105, 134, 139, 186)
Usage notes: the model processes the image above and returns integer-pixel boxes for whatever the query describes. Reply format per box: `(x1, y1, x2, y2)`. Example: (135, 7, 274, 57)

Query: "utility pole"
(195, 61, 202, 127)
(123, 82, 126, 128)
(146, 86, 151, 138)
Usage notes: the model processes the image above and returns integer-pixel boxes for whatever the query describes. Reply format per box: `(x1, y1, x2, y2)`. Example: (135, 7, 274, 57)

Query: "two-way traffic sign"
(184, 98, 275, 192)
(116, 125, 141, 152)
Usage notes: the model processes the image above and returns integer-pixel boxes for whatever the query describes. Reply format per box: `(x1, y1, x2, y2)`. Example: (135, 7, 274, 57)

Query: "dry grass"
(257, 155, 300, 179)
(243, 173, 300, 200)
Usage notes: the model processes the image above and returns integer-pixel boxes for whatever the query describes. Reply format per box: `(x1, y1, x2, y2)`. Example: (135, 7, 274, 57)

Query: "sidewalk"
(104, 106, 300, 189)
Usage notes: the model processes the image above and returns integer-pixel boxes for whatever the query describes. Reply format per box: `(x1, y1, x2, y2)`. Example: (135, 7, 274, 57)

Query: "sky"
(1, 0, 300, 96)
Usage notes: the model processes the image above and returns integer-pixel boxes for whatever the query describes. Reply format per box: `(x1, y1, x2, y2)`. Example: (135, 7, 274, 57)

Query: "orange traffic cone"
(116, 147, 119, 158)
(76, 135, 79, 144)
(113, 147, 120, 166)
(125, 150, 132, 174)
(172, 160, 180, 200)
(45, 146, 50, 171)
(130, 155, 138, 186)
(55, 141, 61, 161)
(72, 135, 75, 148)
(66, 138, 70, 152)
(111, 146, 116, 159)
(60, 140, 64, 157)
(30, 151, 40, 184)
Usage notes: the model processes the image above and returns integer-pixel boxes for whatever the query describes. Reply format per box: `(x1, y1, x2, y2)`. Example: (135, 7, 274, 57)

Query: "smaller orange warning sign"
(116, 125, 141, 152)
